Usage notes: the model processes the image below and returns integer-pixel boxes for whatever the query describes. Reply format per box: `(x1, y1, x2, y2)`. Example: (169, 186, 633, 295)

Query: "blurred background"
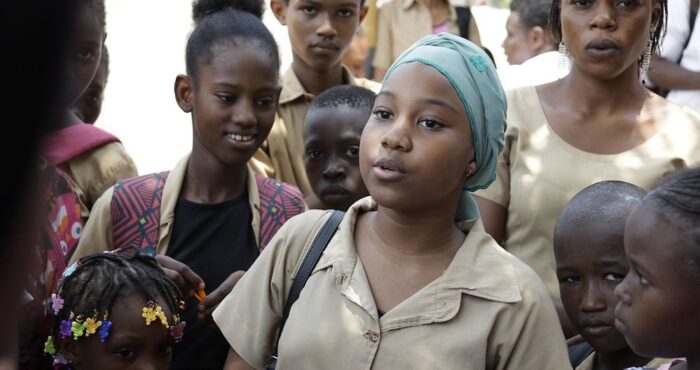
(99, 1, 509, 174)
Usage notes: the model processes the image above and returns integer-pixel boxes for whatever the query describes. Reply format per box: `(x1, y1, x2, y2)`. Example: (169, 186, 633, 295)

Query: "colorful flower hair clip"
(43, 336, 56, 355)
(71, 316, 85, 340)
(170, 315, 186, 343)
(99, 320, 112, 343)
(51, 293, 64, 315)
(142, 301, 169, 329)
(59, 319, 72, 340)
(62, 261, 79, 278)
(84, 316, 102, 337)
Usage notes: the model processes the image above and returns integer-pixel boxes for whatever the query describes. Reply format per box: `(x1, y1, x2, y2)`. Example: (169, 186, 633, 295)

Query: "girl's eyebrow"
(420, 98, 459, 114)
(629, 258, 654, 279)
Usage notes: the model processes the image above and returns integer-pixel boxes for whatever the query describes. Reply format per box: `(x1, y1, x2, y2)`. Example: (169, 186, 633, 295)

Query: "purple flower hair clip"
(59, 320, 72, 340)
(99, 320, 112, 342)
(51, 294, 64, 315)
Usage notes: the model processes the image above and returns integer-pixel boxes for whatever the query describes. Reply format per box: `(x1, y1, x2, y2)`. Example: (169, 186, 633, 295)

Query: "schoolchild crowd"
(16, 0, 700, 369)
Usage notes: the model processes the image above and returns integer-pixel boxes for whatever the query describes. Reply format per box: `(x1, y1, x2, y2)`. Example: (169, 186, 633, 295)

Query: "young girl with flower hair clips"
(44, 250, 185, 370)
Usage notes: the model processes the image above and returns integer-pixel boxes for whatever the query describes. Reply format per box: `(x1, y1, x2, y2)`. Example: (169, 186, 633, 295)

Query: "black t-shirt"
(167, 190, 258, 370)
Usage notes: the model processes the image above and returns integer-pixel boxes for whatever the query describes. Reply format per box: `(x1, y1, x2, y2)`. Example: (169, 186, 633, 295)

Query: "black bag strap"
(568, 342, 595, 368)
(267, 210, 345, 368)
(454, 6, 471, 40)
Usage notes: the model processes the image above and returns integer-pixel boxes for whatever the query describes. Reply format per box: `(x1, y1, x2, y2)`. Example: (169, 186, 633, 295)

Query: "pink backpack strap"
(43, 124, 120, 166)
(255, 174, 305, 251)
(110, 172, 169, 256)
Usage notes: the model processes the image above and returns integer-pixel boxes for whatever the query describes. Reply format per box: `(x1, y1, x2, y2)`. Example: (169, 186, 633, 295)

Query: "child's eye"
(256, 96, 276, 107)
(603, 273, 624, 283)
(77, 50, 95, 60)
(337, 9, 354, 17)
(216, 94, 234, 103)
(559, 275, 581, 284)
(114, 348, 136, 359)
(615, 0, 638, 7)
(302, 6, 317, 15)
(344, 145, 360, 158)
(372, 109, 392, 120)
(571, 0, 591, 6)
(306, 149, 323, 159)
(418, 119, 443, 129)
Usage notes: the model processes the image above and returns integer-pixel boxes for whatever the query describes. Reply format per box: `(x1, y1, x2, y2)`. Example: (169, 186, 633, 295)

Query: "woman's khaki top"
(475, 86, 700, 299)
(213, 197, 571, 370)
(575, 352, 672, 370)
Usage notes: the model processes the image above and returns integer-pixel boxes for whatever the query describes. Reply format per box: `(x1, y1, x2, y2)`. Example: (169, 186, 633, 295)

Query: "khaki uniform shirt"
(372, 0, 481, 71)
(213, 197, 571, 370)
(250, 67, 380, 197)
(71, 154, 263, 262)
(61, 142, 138, 219)
(575, 353, 672, 370)
(475, 86, 700, 299)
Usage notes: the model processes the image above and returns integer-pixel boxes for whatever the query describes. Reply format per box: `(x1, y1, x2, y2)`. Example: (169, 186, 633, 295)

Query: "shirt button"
(364, 330, 379, 343)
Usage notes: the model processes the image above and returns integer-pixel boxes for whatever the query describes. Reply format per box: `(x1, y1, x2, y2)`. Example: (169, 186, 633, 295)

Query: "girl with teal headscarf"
(215, 33, 571, 370)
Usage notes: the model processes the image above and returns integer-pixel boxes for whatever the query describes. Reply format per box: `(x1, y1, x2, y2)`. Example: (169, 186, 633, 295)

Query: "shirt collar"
(316, 197, 522, 304)
(278, 65, 356, 105)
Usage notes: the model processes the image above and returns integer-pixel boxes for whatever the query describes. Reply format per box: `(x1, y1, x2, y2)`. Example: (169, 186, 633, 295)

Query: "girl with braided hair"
(44, 250, 185, 370)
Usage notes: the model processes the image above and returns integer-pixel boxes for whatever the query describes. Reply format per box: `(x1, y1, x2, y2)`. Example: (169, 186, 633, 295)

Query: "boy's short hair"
(555, 181, 646, 244)
(307, 85, 376, 116)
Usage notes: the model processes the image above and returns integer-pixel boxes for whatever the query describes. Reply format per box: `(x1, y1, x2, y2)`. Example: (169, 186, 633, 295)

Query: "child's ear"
(174, 74, 194, 113)
(60, 340, 82, 368)
(270, 0, 288, 25)
(464, 160, 477, 179)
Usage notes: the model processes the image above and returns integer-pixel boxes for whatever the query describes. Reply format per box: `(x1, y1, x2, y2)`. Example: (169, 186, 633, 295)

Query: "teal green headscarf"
(383, 33, 507, 221)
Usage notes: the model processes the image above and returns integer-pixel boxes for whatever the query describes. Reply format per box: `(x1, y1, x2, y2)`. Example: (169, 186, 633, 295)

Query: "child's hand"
(155, 255, 205, 298)
(197, 270, 246, 324)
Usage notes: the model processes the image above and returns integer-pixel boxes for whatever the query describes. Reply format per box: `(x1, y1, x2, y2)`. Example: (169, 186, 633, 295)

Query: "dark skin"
(170, 44, 281, 322)
(224, 61, 478, 369)
(475, 0, 668, 337)
(270, 0, 367, 97)
(61, 294, 175, 370)
(355, 62, 475, 313)
(61, 4, 105, 129)
(615, 202, 700, 370)
(555, 219, 651, 370)
(303, 106, 369, 210)
(502, 11, 555, 65)
(73, 54, 108, 124)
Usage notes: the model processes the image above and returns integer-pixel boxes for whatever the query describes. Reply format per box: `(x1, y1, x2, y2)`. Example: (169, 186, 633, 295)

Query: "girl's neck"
(58, 110, 84, 130)
(560, 63, 650, 115)
(291, 57, 345, 97)
(595, 347, 651, 370)
(369, 202, 466, 257)
(183, 142, 247, 204)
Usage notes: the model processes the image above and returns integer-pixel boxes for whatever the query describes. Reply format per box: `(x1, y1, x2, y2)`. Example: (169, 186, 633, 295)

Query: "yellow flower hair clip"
(142, 301, 169, 329)
(84, 317, 102, 336)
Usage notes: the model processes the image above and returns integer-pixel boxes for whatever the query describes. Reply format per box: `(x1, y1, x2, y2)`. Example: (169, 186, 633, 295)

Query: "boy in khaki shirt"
(251, 0, 380, 197)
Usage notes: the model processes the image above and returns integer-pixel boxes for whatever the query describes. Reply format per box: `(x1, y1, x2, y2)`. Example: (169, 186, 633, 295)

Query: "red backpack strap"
(42, 165, 84, 295)
(110, 172, 169, 256)
(43, 124, 120, 166)
(255, 174, 305, 251)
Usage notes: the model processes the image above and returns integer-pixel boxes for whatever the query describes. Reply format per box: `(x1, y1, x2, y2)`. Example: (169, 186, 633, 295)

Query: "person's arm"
(223, 348, 255, 370)
(648, 56, 700, 91)
(475, 196, 507, 245)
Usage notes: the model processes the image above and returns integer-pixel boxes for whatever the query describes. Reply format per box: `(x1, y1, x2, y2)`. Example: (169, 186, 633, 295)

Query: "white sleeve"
(659, 0, 691, 62)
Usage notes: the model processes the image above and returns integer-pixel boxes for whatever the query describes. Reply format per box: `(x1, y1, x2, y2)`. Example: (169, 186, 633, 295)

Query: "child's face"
(272, 0, 365, 71)
(614, 202, 700, 358)
(178, 44, 281, 167)
(73, 57, 108, 124)
(66, 295, 174, 370)
(555, 220, 630, 352)
(303, 106, 369, 210)
(64, 5, 104, 107)
(359, 62, 475, 212)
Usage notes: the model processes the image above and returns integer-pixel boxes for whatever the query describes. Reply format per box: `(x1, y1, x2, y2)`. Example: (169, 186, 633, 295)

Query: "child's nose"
(232, 102, 256, 128)
(316, 12, 337, 38)
(614, 276, 632, 305)
(580, 282, 606, 312)
(380, 119, 412, 152)
(323, 161, 346, 181)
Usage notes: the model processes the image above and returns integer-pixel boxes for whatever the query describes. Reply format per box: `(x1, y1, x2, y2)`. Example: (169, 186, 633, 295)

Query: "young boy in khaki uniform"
(250, 0, 380, 197)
